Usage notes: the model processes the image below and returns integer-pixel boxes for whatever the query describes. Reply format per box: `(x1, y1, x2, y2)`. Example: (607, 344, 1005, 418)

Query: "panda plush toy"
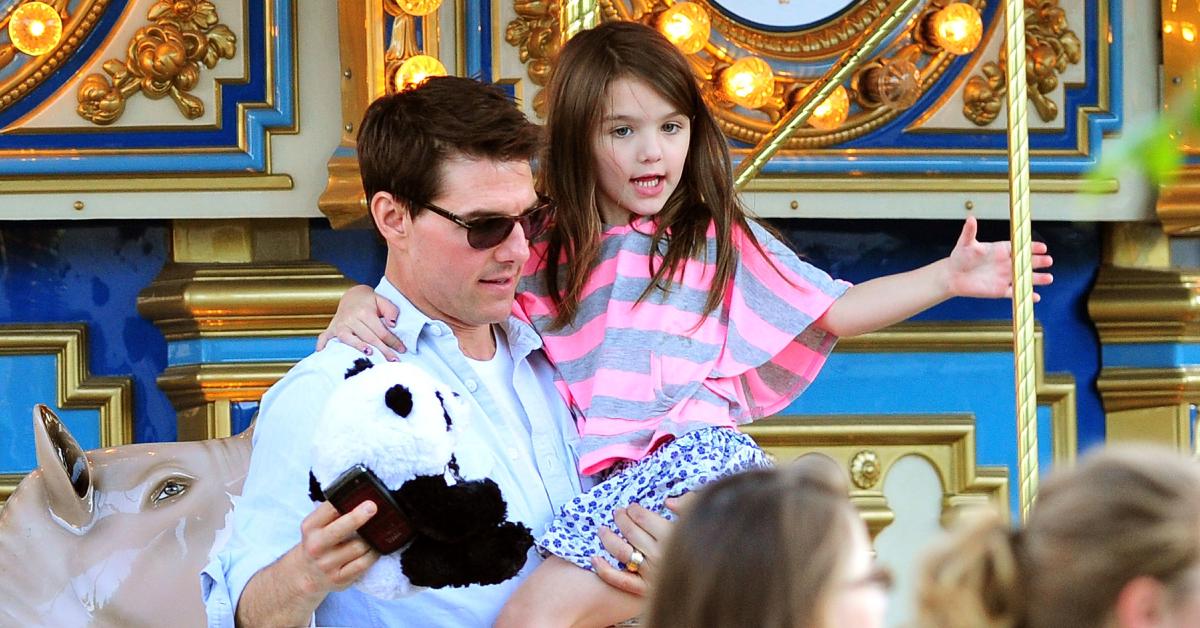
(308, 358, 534, 599)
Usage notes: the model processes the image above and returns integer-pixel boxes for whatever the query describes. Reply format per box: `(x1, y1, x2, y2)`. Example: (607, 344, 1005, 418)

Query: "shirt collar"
(374, 278, 544, 360)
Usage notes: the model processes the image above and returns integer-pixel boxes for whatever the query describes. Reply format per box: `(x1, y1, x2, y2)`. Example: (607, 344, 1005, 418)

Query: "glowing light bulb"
(394, 55, 447, 91)
(658, 2, 711, 55)
(721, 57, 774, 109)
(930, 3, 983, 55)
(393, 0, 443, 16)
(1183, 22, 1197, 43)
(808, 85, 850, 130)
(9, 2, 63, 56)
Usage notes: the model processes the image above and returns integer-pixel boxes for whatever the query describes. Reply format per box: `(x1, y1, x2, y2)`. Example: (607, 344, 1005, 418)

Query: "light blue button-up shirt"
(201, 279, 585, 627)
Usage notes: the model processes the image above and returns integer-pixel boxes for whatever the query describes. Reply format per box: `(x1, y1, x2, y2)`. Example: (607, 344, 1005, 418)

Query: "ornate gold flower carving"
(963, 0, 1081, 126)
(77, 0, 236, 125)
(850, 449, 882, 489)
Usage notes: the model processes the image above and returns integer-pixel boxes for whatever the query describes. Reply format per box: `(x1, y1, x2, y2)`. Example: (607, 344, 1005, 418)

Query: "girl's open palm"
(947, 215, 1054, 301)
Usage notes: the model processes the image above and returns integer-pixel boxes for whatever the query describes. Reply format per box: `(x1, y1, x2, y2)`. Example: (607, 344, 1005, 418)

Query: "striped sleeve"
(709, 222, 850, 420)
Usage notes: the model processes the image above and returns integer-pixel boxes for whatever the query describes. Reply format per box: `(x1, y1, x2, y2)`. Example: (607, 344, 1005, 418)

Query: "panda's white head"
(311, 359, 460, 491)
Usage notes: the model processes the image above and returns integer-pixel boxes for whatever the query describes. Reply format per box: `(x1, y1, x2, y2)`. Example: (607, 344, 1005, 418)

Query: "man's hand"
(591, 495, 694, 597)
(296, 501, 382, 594)
(235, 501, 381, 626)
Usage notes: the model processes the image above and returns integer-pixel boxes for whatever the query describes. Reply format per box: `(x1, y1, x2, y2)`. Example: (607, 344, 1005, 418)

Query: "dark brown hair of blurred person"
(645, 455, 860, 628)
(916, 445, 1200, 628)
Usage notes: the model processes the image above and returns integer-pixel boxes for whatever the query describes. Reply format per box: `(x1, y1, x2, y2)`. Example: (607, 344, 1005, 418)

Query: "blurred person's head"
(646, 455, 888, 628)
(917, 445, 1200, 628)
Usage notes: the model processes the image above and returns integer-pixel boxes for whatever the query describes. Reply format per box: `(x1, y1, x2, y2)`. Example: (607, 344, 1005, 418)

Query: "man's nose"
(495, 220, 530, 265)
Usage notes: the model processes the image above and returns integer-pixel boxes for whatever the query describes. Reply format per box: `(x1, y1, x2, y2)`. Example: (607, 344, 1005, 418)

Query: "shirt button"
(465, 379, 478, 392)
(543, 456, 555, 470)
(430, 325, 443, 336)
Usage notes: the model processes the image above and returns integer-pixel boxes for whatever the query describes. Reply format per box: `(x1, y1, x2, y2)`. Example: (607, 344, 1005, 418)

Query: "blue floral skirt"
(535, 426, 772, 570)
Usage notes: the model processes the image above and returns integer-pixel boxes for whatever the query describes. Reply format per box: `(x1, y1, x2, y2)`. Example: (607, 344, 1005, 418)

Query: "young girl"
(324, 20, 1052, 626)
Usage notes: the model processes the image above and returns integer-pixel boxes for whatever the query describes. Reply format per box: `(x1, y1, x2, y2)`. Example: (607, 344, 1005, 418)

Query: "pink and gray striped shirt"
(514, 218, 850, 475)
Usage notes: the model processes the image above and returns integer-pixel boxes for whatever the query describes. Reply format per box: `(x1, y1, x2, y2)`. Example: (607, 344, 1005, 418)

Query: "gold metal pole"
(732, 0, 925, 190)
(1003, 0, 1038, 520)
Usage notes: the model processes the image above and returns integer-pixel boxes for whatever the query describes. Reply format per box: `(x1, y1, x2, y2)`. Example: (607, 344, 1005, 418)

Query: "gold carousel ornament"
(75, 0, 237, 125)
(384, 0, 447, 93)
(8, 1, 62, 56)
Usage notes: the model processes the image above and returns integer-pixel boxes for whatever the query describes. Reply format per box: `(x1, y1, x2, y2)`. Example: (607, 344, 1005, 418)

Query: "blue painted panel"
(0, 222, 172, 444)
(1101, 343, 1200, 368)
(168, 336, 318, 366)
(0, 354, 101, 474)
(231, 400, 259, 435)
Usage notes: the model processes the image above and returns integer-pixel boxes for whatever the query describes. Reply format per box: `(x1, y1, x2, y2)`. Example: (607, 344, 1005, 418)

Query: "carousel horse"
(0, 404, 252, 627)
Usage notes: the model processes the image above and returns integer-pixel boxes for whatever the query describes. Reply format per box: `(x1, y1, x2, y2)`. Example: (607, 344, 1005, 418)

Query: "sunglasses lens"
(521, 206, 550, 240)
(467, 218, 515, 249)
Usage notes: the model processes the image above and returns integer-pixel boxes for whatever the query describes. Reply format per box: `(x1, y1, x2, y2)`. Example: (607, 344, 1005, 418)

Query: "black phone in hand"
(324, 463, 415, 554)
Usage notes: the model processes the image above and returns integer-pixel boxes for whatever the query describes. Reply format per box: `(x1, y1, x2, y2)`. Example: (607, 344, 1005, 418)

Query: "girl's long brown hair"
(539, 21, 756, 330)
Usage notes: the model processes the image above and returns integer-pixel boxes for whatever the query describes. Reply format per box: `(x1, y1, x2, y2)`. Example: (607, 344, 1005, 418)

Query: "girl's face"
(826, 516, 888, 628)
(591, 76, 691, 225)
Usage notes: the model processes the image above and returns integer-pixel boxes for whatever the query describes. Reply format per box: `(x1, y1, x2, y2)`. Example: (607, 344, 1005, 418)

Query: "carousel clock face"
(709, 0, 859, 30)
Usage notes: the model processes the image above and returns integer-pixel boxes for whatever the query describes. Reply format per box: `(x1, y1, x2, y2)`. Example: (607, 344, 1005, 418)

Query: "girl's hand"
(947, 215, 1054, 301)
(316, 284, 406, 360)
(591, 495, 694, 597)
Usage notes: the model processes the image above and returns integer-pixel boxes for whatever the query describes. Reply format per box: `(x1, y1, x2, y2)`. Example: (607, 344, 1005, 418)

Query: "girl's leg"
(494, 555, 641, 628)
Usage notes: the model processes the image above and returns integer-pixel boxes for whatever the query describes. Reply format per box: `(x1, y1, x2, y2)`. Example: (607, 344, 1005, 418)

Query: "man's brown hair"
(356, 76, 540, 218)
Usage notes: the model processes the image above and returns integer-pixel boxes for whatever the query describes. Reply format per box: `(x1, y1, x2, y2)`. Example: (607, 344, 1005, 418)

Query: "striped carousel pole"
(1002, 0, 1038, 520)
(732, 0, 925, 189)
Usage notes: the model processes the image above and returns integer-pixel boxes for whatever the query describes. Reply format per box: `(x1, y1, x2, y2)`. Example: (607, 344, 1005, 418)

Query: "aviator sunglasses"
(421, 195, 554, 250)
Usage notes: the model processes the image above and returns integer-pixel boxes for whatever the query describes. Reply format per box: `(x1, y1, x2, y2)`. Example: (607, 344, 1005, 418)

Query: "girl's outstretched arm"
(816, 216, 1053, 338)
(317, 284, 406, 360)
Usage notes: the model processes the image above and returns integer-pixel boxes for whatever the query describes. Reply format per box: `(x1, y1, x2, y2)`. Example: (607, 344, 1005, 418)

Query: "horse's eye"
(151, 478, 190, 504)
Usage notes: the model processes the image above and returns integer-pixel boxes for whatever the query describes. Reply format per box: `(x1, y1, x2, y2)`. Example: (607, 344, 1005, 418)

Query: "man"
(201, 76, 641, 627)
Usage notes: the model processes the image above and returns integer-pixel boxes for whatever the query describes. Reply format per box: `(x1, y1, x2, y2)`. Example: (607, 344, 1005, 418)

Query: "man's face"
(397, 156, 536, 333)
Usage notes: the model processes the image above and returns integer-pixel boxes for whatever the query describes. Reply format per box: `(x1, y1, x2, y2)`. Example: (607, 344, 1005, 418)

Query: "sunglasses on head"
(420, 195, 554, 250)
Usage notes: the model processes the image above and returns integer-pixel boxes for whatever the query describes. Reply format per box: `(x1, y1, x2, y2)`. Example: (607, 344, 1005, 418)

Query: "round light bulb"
(393, 0, 443, 16)
(808, 84, 850, 130)
(9, 2, 63, 56)
(394, 55, 447, 92)
(931, 3, 983, 55)
(658, 2, 711, 55)
(721, 56, 774, 110)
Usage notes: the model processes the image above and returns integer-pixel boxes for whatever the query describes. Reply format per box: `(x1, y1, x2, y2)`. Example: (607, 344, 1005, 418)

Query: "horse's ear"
(32, 404, 95, 530)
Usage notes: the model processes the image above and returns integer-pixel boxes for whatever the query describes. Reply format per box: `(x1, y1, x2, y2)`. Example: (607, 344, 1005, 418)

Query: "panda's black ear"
(386, 384, 414, 417)
(344, 358, 374, 379)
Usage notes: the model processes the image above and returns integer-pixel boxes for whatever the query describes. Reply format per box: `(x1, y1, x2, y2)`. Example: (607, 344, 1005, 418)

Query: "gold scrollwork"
(963, 0, 1081, 126)
(76, 0, 237, 125)
(505, 1, 562, 116)
(705, 0, 894, 61)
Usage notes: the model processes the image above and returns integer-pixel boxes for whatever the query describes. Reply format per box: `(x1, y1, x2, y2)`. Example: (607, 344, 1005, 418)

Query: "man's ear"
(370, 191, 411, 243)
(1114, 576, 1169, 628)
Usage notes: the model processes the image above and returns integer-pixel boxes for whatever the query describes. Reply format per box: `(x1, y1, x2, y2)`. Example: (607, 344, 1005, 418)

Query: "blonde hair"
(645, 456, 858, 628)
(916, 445, 1200, 628)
